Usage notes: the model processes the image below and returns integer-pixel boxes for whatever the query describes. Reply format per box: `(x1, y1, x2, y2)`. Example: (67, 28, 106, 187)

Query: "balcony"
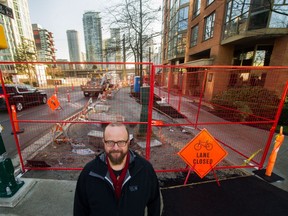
(221, 19, 288, 45)
(222, 8, 288, 45)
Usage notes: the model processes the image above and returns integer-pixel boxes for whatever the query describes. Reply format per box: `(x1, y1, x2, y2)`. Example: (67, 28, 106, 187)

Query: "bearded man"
(74, 122, 161, 216)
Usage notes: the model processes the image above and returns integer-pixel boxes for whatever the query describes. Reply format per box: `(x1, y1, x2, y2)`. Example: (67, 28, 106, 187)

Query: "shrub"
(211, 86, 280, 122)
(232, 101, 252, 121)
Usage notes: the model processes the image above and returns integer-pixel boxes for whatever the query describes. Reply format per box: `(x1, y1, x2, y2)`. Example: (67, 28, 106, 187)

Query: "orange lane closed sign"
(47, 94, 60, 111)
(178, 128, 228, 178)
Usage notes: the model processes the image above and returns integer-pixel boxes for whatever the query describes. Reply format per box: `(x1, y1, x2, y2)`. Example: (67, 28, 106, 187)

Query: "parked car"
(0, 84, 47, 112)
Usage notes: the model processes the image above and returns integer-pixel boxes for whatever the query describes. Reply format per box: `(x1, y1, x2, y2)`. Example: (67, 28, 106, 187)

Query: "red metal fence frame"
(0, 62, 287, 176)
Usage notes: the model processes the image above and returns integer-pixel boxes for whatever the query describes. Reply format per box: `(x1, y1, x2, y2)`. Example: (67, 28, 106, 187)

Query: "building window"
(178, 6, 189, 31)
(274, 0, 288, 3)
(190, 25, 199, 47)
(249, 11, 269, 30)
(253, 45, 272, 66)
(223, 0, 250, 39)
(248, 0, 270, 30)
(180, 0, 189, 5)
(204, 12, 215, 40)
(233, 45, 272, 66)
(167, 0, 188, 59)
(207, 0, 215, 6)
(269, 1, 288, 27)
(177, 33, 187, 55)
(193, 0, 201, 18)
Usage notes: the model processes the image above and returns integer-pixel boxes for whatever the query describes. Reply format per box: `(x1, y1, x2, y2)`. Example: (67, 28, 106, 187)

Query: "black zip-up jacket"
(73, 150, 161, 216)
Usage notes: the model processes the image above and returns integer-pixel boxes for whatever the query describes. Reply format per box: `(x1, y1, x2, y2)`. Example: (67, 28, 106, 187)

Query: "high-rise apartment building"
(162, 0, 288, 66)
(83, 11, 103, 65)
(66, 30, 81, 62)
(32, 24, 56, 62)
(0, 0, 36, 78)
(161, 0, 288, 100)
(66, 30, 82, 69)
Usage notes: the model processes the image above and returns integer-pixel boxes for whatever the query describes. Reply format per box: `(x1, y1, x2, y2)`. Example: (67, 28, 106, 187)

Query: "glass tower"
(82, 11, 103, 64)
(66, 30, 81, 62)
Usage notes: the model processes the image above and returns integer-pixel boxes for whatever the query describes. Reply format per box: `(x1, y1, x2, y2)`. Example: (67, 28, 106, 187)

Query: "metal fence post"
(139, 86, 150, 134)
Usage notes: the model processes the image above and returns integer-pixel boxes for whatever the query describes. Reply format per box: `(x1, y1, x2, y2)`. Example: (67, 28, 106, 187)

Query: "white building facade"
(0, 0, 36, 77)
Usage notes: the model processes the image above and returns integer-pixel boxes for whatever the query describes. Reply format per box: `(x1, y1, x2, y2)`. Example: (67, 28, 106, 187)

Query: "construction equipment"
(80, 76, 106, 97)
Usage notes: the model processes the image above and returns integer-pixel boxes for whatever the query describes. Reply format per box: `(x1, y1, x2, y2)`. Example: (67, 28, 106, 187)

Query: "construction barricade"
(0, 62, 287, 182)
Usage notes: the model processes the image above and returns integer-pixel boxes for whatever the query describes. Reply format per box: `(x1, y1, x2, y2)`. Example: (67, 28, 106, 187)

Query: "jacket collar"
(89, 150, 137, 178)
(89, 150, 139, 185)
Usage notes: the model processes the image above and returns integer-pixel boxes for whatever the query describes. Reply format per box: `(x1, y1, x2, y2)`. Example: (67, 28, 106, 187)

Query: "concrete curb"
(0, 178, 36, 208)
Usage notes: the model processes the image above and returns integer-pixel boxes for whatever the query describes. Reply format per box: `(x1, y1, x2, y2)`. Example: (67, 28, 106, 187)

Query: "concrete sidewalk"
(1, 140, 287, 216)
(1, 169, 287, 216)
(0, 178, 76, 216)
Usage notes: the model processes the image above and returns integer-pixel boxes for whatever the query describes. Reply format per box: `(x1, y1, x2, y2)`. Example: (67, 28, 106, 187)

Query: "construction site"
(1, 63, 288, 215)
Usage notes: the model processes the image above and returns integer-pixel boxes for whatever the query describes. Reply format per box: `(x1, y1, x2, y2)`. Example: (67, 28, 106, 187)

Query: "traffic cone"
(67, 90, 71, 102)
(265, 126, 285, 177)
(11, 105, 24, 134)
(54, 84, 58, 94)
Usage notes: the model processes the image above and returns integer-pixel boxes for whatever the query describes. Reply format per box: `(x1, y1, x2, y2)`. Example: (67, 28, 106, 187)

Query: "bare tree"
(106, 0, 161, 82)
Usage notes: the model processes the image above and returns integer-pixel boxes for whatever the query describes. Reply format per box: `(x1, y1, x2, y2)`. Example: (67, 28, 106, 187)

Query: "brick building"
(161, 0, 288, 100)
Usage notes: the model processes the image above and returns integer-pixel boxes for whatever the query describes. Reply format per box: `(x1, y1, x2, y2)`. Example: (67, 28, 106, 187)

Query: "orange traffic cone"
(67, 90, 71, 102)
(11, 105, 24, 134)
(265, 126, 285, 177)
(54, 84, 58, 94)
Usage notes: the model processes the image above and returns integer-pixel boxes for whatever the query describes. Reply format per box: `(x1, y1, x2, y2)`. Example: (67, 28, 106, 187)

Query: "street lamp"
(113, 37, 117, 70)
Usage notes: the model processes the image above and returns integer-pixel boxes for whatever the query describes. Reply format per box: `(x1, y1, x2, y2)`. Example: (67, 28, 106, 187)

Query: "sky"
(28, 0, 162, 60)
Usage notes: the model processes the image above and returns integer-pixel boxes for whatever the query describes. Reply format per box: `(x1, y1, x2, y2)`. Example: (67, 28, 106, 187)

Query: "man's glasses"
(104, 140, 129, 147)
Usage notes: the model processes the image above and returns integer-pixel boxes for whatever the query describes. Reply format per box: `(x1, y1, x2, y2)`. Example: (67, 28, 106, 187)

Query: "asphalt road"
(0, 86, 90, 158)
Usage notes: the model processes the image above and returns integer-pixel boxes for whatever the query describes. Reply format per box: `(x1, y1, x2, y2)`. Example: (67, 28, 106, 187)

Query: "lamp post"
(139, 0, 143, 87)
(122, 34, 127, 82)
(113, 37, 117, 70)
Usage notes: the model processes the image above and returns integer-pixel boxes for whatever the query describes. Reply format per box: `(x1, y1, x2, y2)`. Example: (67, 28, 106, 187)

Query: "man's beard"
(107, 150, 127, 165)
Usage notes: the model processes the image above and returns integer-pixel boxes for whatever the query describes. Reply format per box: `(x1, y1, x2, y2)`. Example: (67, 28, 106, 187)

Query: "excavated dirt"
(24, 120, 248, 184)
(23, 88, 248, 184)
